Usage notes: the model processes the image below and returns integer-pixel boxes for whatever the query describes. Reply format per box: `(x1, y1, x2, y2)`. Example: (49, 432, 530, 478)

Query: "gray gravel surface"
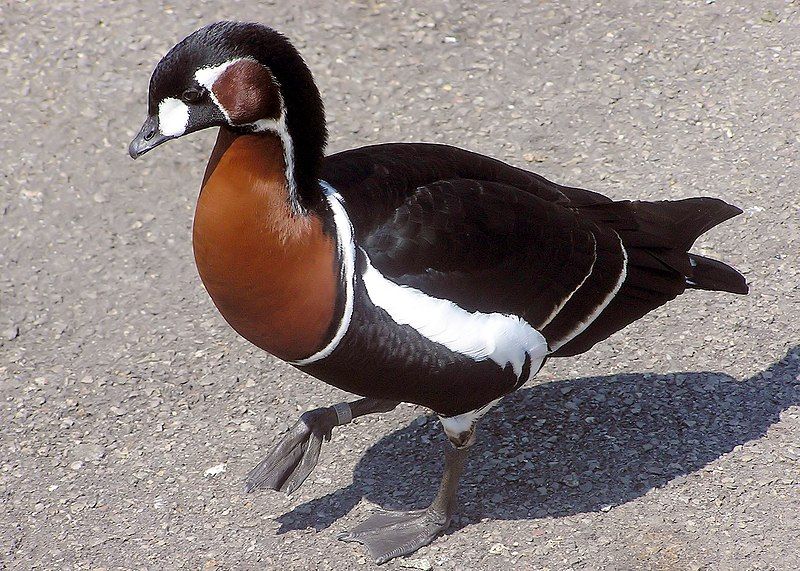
(2, 1, 799, 569)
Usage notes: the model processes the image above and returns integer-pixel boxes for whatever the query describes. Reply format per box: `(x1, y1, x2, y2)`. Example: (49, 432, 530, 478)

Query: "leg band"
(333, 402, 353, 426)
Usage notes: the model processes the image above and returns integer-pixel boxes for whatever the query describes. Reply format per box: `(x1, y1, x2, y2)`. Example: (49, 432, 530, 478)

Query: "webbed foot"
(244, 407, 336, 494)
(338, 506, 451, 564)
(339, 442, 471, 564)
(245, 399, 398, 495)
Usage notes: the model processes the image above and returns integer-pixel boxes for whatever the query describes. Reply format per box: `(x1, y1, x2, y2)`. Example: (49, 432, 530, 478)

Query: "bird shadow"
(275, 345, 799, 533)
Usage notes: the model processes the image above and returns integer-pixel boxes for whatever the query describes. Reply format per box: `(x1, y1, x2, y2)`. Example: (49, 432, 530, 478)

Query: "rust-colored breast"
(192, 130, 338, 361)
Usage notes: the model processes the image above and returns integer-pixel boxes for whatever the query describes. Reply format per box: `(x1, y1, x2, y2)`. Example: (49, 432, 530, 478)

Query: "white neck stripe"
(195, 58, 299, 208)
(194, 60, 240, 124)
(247, 108, 297, 207)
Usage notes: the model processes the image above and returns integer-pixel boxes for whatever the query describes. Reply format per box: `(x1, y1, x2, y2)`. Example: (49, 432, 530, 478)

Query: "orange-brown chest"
(192, 131, 338, 361)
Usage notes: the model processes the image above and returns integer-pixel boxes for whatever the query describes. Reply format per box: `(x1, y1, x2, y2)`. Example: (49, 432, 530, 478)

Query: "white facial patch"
(158, 97, 189, 137)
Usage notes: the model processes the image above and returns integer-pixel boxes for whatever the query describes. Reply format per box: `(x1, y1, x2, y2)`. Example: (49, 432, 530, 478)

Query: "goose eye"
(181, 87, 205, 103)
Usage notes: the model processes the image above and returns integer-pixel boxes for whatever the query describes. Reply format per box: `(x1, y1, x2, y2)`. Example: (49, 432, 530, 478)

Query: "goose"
(129, 21, 748, 564)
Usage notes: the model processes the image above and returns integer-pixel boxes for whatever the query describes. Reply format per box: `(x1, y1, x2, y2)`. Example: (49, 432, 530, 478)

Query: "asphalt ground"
(2, 1, 799, 569)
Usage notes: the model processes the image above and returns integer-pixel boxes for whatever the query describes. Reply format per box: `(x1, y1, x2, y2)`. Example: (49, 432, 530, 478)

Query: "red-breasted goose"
(129, 21, 749, 565)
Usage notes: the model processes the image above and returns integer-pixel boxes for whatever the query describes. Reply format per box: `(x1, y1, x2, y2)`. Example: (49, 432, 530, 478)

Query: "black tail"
(687, 253, 749, 295)
(619, 197, 748, 294)
(553, 197, 748, 357)
(576, 196, 747, 287)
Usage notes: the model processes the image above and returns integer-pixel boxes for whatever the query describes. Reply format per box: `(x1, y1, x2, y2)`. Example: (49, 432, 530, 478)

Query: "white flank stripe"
(291, 183, 550, 379)
(158, 97, 189, 137)
(539, 236, 597, 328)
(362, 260, 549, 378)
(289, 183, 355, 366)
(550, 232, 628, 351)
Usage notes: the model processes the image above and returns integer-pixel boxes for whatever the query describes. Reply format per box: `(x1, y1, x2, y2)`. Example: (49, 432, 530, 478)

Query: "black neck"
(235, 24, 328, 210)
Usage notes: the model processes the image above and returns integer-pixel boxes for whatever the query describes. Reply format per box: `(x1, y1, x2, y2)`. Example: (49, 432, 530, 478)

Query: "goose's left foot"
(339, 443, 470, 564)
(338, 506, 451, 564)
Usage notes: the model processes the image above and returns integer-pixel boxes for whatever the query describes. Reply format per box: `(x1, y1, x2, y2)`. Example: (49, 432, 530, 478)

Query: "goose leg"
(338, 441, 471, 565)
(245, 398, 398, 494)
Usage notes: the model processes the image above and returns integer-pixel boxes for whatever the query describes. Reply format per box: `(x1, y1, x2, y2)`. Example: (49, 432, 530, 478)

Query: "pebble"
(3, 325, 19, 341)
(203, 463, 226, 477)
(400, 558, 432, 570)
(73, 443, 105, 462)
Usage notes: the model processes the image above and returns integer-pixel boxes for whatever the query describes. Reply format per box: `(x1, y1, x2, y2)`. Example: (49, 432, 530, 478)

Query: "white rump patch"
(288, 183, 356, 366)
(362, 259, 549, 379)
(157, 97, 189, 137)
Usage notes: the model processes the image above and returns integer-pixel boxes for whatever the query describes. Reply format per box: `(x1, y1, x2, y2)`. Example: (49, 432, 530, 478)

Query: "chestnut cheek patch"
(212, 60, 282, 124)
